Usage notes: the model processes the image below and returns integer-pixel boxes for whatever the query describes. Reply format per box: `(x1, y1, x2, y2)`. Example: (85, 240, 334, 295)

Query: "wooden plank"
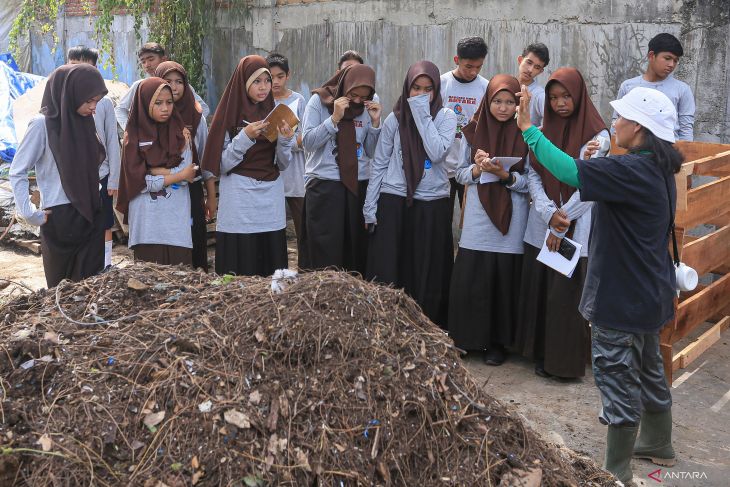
(675, 141, 730, 162)
(688, 150, 730, 177)
(675, 175, 730, 229)
(707, 212, 730, 227)
(681, 225, 730, 276)
(673, 273, 730, 342)
(672, 317, 729, 370)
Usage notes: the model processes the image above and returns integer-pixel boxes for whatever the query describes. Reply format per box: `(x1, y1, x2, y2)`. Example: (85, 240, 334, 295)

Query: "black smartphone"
(557, 239, 577, 261)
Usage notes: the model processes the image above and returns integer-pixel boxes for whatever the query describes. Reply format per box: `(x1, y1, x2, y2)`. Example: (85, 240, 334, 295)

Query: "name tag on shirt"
(356, 143, 363, 159)
(424, 159, 432, 169)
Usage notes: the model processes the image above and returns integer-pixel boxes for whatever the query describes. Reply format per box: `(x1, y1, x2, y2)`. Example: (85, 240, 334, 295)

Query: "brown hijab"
(462, 75, 527, 235)
(41, 63, 108, 223)
(201, 55, 278, 181)
(116, 78, 188, 219)
(532, 67, 607, 206)
(394, 61, 443, 205)
(154, 62, 203, 166)
(312, 64, 376, 195)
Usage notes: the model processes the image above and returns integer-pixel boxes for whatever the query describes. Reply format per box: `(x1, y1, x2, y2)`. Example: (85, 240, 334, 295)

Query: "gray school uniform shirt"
(456, 146, 530, 254)
(216, 130, 295, 234)
(302, 93, 381, 185)
(115, 78, 210, 130)
(128, 145, 194, 249)
(523, 129, 610, 256)
(612, 75, 695, 141)
(10, 115, 70, 226)
(527, 81, 545, 127)
(275, 91, 307, 198)
(363, 95, 457, 224)
(95, 95, 122, 189)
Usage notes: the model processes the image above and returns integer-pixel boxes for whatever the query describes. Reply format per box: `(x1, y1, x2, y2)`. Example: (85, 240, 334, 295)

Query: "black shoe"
(484, 346, 506, 366)
(534, 362, 552, 378)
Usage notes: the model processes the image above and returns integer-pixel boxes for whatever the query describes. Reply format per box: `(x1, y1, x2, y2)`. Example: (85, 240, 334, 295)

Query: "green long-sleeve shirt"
(522, 125, 581, 188)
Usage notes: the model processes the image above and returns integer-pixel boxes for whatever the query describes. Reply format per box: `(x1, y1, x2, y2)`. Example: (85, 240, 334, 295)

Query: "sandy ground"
(1, 218, 728, 486)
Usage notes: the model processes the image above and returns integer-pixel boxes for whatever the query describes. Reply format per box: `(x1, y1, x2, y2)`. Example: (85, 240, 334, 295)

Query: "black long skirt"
(189, 179, 209, 272)
(514, 244, 590, 378)
(448, 248, 523, 351)
(215, 229, 287, 277)
(133, 244, 193, 266)
(366, 193, 453, 328)
(40, 203, 105, 288)
(298, 179, 369, 275)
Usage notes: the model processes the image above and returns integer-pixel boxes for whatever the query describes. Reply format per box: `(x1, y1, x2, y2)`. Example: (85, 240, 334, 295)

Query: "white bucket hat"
(609, 87, 677, 143)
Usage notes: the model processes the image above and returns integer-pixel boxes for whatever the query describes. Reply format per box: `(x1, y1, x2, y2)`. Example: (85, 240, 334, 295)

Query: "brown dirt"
(0, 264, 615, 486)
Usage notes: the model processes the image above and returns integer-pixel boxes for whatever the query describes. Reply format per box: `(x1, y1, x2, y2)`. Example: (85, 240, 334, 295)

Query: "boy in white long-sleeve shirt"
(68, 46, 121, 269)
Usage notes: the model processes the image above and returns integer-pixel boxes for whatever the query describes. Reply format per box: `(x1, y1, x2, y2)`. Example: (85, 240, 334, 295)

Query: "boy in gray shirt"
(612, 33, 695, 141)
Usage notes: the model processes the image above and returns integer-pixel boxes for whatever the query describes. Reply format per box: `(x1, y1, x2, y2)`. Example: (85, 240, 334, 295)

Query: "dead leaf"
(403, 363, 416, 371)
(279, 393, 289, 418)
(127, 278, 148, 291)
(37, 434, 52, 452)
(191, 455, 199, 469)
(266, 397, 280, 432)
(192, 471, 204, 485)
(131, 440, 145, 450)
(376, 461, 391, 482)
(249, 390, 262, 405)
(501, 467, 542, 487)
(43, 331, 61, 344)
(223, 409, 251, 429)
(143, 411, 165, 428)
(254, 326, 265, 343)
(334, 443, 347, 453)
(295, 448, 312, 472)
(12, 329, 33, 340)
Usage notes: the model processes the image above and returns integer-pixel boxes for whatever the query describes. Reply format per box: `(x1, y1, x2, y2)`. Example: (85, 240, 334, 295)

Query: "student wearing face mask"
(116, 78, 198, 266)
(448, 75, 530, 365)
(10, 64, 109, 287)
(363, 61, 457, 328)
(515, 67, 609, 380)
(299, 64, 382, 274)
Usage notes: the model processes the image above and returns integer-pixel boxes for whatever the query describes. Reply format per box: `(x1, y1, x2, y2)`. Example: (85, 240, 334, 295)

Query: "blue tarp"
(0, 53, 44, 163)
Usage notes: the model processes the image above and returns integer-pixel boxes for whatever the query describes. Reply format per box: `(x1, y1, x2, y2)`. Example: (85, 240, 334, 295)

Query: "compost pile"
(0, 264, 614, 486)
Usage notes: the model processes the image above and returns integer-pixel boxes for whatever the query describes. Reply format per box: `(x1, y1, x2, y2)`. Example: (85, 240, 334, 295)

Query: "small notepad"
(536, 230, 582, 278)
(479, 156, 523, 184)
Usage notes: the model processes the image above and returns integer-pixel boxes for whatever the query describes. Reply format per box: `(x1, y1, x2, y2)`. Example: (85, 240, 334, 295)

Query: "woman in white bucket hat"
(515, 85, 683, 483)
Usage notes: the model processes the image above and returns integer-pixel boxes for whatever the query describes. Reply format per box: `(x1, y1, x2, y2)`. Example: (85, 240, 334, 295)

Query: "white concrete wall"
(29, 0, 730, 142)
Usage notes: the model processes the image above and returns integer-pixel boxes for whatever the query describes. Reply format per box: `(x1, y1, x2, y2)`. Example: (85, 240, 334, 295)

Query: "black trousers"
(299, 179, 369, 275)
(366, 193, 453, 328)
(189, 179, 209, 271)
(40, 203, 105, 288)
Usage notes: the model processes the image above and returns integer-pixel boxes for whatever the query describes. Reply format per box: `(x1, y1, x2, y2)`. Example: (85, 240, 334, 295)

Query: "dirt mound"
(0, 264, 614, 486)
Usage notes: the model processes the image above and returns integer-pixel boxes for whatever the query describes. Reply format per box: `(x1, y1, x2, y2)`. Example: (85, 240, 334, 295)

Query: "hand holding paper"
(479, 156, 522, 184)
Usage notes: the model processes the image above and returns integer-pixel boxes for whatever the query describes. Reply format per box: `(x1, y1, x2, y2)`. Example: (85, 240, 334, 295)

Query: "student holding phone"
(514, 67, 609, 381)
(516, 84, 682, 485)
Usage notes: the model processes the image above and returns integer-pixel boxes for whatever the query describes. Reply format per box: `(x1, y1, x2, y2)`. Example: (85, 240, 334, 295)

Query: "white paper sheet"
(479, 156, 523, 183)
(536, 229, 582, 278)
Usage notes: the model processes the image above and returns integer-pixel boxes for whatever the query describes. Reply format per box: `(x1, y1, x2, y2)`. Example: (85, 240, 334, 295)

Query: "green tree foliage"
(9, 0, 250, 95)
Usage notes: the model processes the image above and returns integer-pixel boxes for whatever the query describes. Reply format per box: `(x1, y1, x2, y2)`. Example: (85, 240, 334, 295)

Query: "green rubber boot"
(605, 425, 639, 483)
(633, 410, 677, 467)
